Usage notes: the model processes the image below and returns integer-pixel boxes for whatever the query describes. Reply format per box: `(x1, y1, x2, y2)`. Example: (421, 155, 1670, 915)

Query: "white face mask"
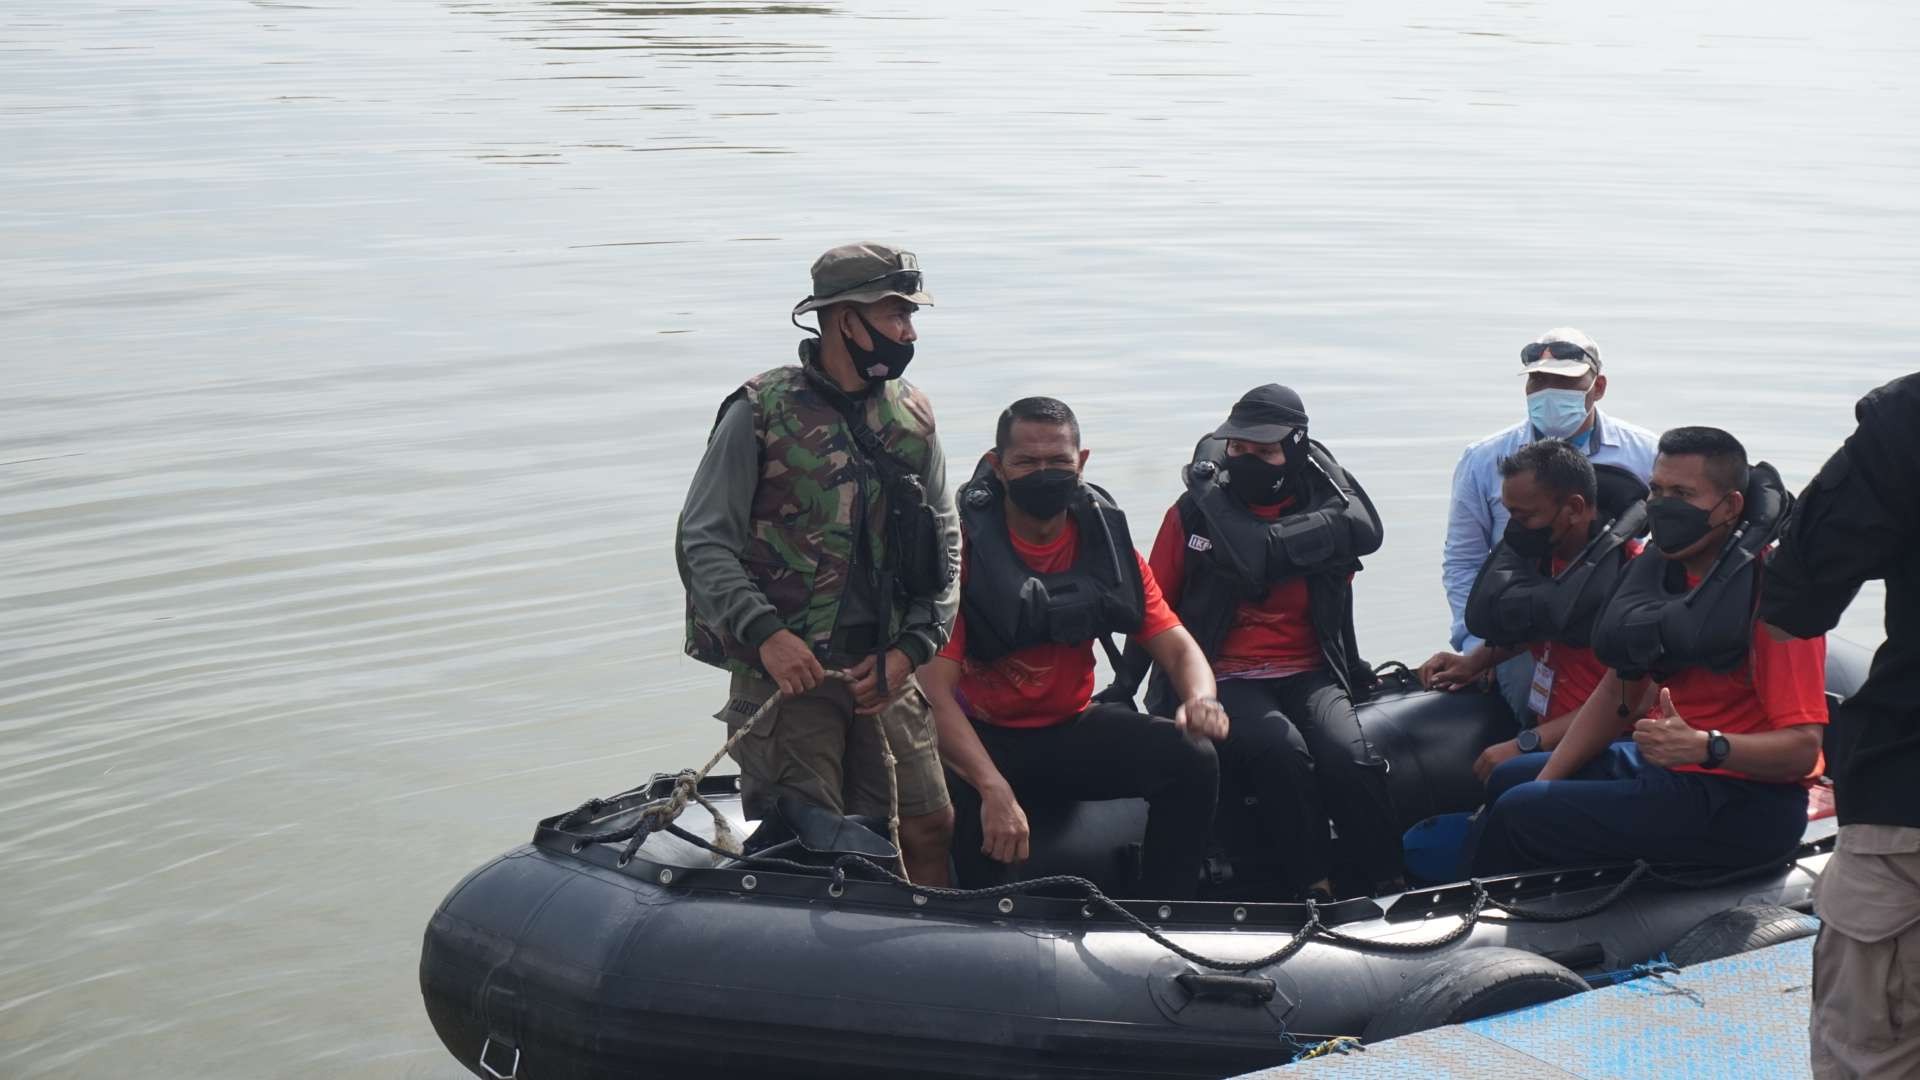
(1527, 388, 1591, 439)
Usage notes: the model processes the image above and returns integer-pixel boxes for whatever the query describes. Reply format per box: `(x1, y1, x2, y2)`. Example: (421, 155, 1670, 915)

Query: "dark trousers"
(1468, 740, 1809, 875)
(1214, 671, 1402, 889)
(970, 704, 1218, 899)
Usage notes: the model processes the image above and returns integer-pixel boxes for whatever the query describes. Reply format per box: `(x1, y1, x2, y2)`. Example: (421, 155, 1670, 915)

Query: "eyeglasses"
(1521, 341, 1597, 366)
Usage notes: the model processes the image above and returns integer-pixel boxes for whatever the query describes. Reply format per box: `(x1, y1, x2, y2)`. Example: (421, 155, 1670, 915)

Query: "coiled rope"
(553, 670, 906, 874)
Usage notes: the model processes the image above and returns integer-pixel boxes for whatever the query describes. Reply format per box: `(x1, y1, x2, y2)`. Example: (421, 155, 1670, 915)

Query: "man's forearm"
(1143, 627, 1216, 705)
(920, 660, 1007, 793)
(1535, 706, 1578, 750)
(1537, 674, 1642, 781)
(1721, 725, 1824, 782)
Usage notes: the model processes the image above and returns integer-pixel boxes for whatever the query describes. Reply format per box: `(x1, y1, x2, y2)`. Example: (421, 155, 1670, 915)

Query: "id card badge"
(1527, 662, 1556, 719)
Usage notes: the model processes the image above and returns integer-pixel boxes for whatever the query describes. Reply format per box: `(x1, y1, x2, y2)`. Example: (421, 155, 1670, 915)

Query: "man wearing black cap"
(1442, 329, 1658, 720)
(676, 242, 961, 885)
(1131, 385, 1398, 898)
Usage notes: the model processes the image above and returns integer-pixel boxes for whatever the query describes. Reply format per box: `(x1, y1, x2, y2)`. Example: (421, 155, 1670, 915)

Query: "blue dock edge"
(1238, 936, 1818, 1080)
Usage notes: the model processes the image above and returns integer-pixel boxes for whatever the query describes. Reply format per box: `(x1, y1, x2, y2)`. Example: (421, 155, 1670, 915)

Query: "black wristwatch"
(1515, 728, 1542, 754)
(1703, 730, 1732, 769)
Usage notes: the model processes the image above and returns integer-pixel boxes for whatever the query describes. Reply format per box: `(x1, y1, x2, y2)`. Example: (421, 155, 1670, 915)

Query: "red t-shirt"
(939, 518, 1182, 729)
(1530, 540, 1645, 722)
(1656, 571, 1828, 783)
(1530, 638, 1609, 724)
(1147, 502, 1323, 678)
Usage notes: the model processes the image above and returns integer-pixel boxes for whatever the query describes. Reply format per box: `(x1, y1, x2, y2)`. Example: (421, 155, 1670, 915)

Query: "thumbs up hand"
(1633, 687, 1710, 768)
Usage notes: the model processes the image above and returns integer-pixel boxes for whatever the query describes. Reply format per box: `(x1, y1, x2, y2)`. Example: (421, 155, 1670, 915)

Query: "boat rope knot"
(555, 671, 912, 872)
(1290, 1034, 1364, 1063)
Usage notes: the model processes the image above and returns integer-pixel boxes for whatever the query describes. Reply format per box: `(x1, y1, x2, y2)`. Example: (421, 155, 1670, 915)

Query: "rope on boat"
(1290, 1035, 1364, 1063)
(553, 670, 907, 876)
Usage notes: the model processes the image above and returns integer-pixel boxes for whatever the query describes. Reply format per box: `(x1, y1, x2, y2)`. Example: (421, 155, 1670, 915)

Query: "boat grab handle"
(479, 1036, 520, 1079)
(1175, 971, 1276, 1004)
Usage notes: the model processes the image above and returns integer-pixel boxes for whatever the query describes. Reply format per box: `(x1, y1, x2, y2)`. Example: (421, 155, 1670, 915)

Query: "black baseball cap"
(1212, 384, 1310, 443)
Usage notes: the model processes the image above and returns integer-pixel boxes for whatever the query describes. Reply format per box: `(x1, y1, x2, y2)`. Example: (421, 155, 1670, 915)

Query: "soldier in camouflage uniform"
(676, 242, 960, 884)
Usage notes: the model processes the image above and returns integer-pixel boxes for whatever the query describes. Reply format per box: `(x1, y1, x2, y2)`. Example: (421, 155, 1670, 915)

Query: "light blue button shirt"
(1443, 409, 1659, 651)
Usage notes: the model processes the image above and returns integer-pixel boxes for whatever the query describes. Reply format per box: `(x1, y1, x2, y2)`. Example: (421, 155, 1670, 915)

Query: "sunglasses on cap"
(835, 251, 922, 299)
(838, 269, 923, 297)
(1521, 341, 1597, 366)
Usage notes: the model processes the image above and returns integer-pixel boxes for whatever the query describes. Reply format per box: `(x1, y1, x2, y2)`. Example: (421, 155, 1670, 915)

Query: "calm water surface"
(2, 1, 1913, 1075)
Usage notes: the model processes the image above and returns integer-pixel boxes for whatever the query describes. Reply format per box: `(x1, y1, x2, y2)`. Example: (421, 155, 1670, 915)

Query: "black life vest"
(957, 456, 1145, 662)
(1463, 501, 1649, 649)
(1170, 436, 1381, 659)
(1590, 462, 1792, 679)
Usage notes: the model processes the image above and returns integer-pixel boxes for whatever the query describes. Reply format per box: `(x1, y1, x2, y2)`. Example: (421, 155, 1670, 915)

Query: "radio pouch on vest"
(815, 374, 955, 600)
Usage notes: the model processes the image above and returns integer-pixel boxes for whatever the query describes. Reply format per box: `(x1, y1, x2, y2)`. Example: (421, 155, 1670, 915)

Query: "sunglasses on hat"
(840, 269, 923, 297)
(835, 251, 922, 299)
(1521, 341, 1596, 365)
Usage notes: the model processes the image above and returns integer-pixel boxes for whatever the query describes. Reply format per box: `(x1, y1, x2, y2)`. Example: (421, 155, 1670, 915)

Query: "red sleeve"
(1134, 552, 1184, 642)
(1146, 504, 1189, 611)
(938, 609, 967, 663)
(1751, 623, 1828, 728)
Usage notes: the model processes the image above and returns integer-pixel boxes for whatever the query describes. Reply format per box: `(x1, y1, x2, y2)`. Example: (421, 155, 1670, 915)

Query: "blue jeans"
(1468, 741, 1808, 875)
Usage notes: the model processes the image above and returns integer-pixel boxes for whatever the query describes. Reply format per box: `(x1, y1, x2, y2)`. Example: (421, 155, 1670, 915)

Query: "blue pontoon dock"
(1240, 937, 1818, 1079)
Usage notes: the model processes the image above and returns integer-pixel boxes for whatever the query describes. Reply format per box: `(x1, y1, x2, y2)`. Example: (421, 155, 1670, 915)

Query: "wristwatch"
(1515, 728, 1542, 754)
(1703, 730, 1732, 769)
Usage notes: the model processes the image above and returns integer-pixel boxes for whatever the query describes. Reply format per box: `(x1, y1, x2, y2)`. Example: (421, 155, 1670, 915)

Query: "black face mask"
(1224, 453, 1290, 505)
(1005, 468, 1080, 520)
(1647, 494, 1726, 555)
(843, 310, 914, 384)
(1502, 514, 1557, 562)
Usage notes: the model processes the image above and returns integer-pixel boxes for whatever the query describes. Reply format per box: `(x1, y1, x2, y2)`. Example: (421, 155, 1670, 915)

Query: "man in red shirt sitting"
(1467, 427, 1826, 874)
(920, 397, 1229, 900)
(1419, 440, 1645, 783)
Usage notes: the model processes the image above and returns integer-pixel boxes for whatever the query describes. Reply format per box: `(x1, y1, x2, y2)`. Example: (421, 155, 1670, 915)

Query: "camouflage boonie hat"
(791, 242, 934, 316)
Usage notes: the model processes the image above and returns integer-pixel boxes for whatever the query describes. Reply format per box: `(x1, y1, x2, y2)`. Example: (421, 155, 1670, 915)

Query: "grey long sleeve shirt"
(677, 393, 961, 666)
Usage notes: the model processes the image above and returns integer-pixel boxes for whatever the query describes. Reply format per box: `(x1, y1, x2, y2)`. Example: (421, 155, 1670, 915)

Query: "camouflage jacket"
(678, 358, 946, 675)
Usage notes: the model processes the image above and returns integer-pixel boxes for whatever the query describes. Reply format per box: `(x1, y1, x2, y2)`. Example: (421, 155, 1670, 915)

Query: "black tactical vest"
(1590, 462, 1791, 679)
(1464, 501, 1649, 649)
(957, 456, 1145, 662)
(1171, 437, 1383, 658)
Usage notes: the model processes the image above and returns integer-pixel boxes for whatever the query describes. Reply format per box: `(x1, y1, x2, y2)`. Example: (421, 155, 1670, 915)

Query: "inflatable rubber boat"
(420, 643, 1868, 1080)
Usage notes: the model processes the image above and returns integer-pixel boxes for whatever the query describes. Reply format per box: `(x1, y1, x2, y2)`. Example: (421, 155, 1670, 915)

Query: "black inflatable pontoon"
(421, 643, 1870, 1080)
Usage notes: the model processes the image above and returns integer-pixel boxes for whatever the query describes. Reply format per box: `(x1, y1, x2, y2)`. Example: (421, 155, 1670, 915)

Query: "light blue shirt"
(1443, 409, 1659, 651)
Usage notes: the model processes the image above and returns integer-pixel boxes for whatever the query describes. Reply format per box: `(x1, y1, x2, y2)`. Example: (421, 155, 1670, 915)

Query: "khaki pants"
(1811, 825, 1920, 1080)
(716, 670, 949, 822)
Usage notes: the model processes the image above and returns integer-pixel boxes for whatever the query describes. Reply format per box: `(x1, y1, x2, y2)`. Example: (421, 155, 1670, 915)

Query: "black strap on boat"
(558, 776, 1815, 974)
(649, 818, 1820, 973)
